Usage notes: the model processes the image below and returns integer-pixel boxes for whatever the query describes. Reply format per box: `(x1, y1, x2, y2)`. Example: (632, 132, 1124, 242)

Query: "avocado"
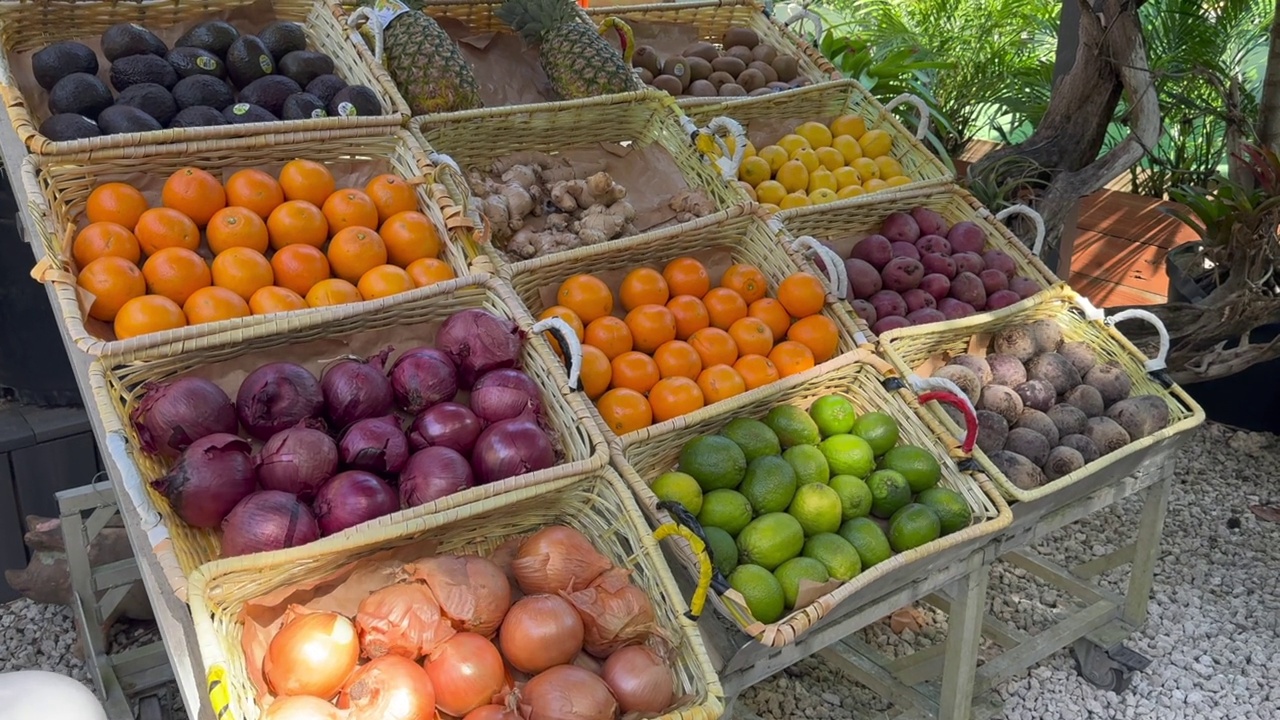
(225, 35, 275, 88)
(48, 73, 113, 118)
(305, 74, 347, 105)
(97, 105, 163, 135)
(222, 102, 276, 124)
(169, 105, 228, 128)
(237, 75, 300, 117)
(176, 20, 240, 57)
(32, 41, 98, 90)
(167, 47, 226, 80)
(277, 51, 334, 88)
(258, 21, 307, 61)
(114, 83, 178, 126)
(327, 85, 381, 118)
(110, 54, 178, 92)
(40, 113, 101, 141)
(281, 92, 327, 120)
(101, 23, 167, 62)
(172, 75, 235, 110)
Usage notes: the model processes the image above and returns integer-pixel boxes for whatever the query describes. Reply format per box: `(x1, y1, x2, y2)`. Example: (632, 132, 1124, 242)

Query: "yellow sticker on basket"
(208, 665, 235, 720)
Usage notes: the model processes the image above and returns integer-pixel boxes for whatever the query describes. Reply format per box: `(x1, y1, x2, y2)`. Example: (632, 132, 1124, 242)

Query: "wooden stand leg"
(1122, 464, 1172, 627)
(937, 565, 990, 720)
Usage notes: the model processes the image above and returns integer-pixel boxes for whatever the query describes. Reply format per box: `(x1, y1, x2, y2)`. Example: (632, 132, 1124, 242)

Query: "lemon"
(755, 180, 787, 205)
(776, 160, 810, 193)
(757, 145, 789, 173)
(760, 203, 781, 214)
(830, 114, 867, 140)
(833, 167, 861, 189)
(651, 472, 704, 515)
(815, 146, 845, 172)
(777, 134, 811, 155)
(886, 175, 913, 188)
(810, 188, 838, 205)
(808, 168, 837, 194)
(739, 155, 773, 186)
(832, 135, 863, 165)
(779, 192, 811, 209)
(743, 140, 758, 159)
(837, 185, 867, 200)
(863, 178, 889, 193)
(796, 121, 834, 149)
(790, 147, 820, 173)
(851, 157, 879, 181)
(737, 181, 758, 201)
(874, 156, 904, 180)
(859, 129, 892, 158)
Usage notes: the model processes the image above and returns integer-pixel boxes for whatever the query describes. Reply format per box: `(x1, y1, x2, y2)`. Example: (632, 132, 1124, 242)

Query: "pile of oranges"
(542, 257, 841, 435)
(72, 160, 456, 341)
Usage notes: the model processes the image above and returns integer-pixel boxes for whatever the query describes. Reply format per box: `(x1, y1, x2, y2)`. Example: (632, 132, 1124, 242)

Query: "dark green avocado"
(281, 92, 327, 120)
(101, 23, 167, 62)
(278, 51, 334, 88)
(97, 105, 163, 134)
(169, 105, 229, 128)
(237, 75, 300, 117)
(258, 21, 307, 61)
(327, 85, 382, 118)
(222, 102, 276, 124)
(110, 54, 178, 92)
(225, 35, 275, 88)
(175, 20, 240, 57)
(172, 75, 235, 110)
(32, 41, 98, 90)
(167, 47, 227, 80)
(305, 74, 347, 106)
(115, 83, 178, 126)
(48, 73, 113, 118)
(40, 113, 101, 141)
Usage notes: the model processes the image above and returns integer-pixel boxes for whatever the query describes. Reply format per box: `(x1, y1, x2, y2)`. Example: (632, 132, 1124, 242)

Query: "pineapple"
(361, 0, 482, 115)
(497, 0, 635, 99)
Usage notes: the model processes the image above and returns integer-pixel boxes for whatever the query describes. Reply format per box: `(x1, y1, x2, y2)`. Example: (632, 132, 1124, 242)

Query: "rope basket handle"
(427, 150, 467, 195)
(530, 317, 583, 390)
(1106, 309, 1171, 373)
(347, 7, 384, 63)
(790, 235, 848, 300)
(783, 7, 824, 42)
(598, 16, 636, 64)
(653, 500, 722, 620)
(695, 116, 747, 182)
(995, 204, 1047, 258)
(910, 375, 978, 453)
(884, 94, 931, 140)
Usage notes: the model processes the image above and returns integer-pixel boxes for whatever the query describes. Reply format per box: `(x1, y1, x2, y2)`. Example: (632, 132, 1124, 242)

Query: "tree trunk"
(1257, 0, 1280, 149)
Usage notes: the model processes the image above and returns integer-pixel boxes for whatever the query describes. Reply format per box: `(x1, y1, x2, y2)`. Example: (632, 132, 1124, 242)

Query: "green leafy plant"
(1164, 143, 1280, 249)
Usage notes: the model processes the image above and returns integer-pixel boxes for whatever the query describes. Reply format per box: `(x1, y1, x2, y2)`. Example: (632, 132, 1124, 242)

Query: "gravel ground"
(1, 422, 1276, 719)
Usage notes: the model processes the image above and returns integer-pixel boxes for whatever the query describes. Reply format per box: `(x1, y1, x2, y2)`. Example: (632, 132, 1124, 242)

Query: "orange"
(73, 222, 140, 268)
(653, 340, 702, 380)
(556, 274, 613, 324)
(596, 388, 652, 435)
(249, 286, 307, 315)
(728, 317, 774, 356)
(584, 316, 632, 360)
(697, 365, 747, 404)
(206, 206, 269, 254)
(406, 258, 455, 287)
(271, 244, 331, 296)
(619, 267, 669, 311)
(327, 226, 388, 283)
(306, 278, 362, 307)
(161, 167, 226, 226)
(183, 286, 250, 325)
(749, 298, 792, 340)
(211, 247, 274, 301)
(86, 183, 148, 229)
(357, 264, 414, 300)
(611, 351, 660, 394)
(624, 304, 677, 355)
(279, 159, 336, 207)
(734, 354, 781, 390)
(787, 315, 840, 362)
(662, 257, 711, 298)
(768, 341, 816, 378)
(539, 305, 585, 357)
(224, 169, 284, 219)
(267, 200, 328, 249)
(648, 376, 705, 423)
(721, 264, 768, 303)
(78, 256, 145, 322)
(666, 295, 710, 340)
(322, 189, 380, 234)
(579, 345, 613, 400)
(703, 287, 748, 330)
(380, 211, 441, 266)
(365, 174, 418, 224)
(113, 295, 185, 340)
(777, 272, 827, 318)
(141, 247, 211, 305)
(688, 327, 738, 368)
(134, 207, 199, 255)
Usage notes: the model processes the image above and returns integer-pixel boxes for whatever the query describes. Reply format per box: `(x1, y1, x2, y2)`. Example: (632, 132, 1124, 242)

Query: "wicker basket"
(613, 348, 1011, 647)
(189, 466, 724, 720)
(583, 0, 840, 109)
(411, 88, 751, 272)
(0, 0, 407, 157)
(88, 274, 609, 600)
(25, 128, 478, 357)
(876, 284, 1206, 503)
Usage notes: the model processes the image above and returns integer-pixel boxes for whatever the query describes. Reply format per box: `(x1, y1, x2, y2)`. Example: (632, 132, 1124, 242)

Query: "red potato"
(921, 253, 957, 279)
(987, 289, 1022, 310)
(906, 308, 946, 324)
(880, 212, 921, 243)
(891, 241, 920, 260)
(850, 235, 893, 269)
(952, 252, 985, 276)
(881, 257, 924, 292)
(903, 288, 936, 312)
(915, 234, 951, 255)
(983, 250, 1017, 278)
(873, 315, 912, 334)
(849, 299, 877, 326)
(920, 273, 951, 300)
(869, 289, 908, 318)
(947, 221, 986, 254)
(1010, 276, 1040, 299)
(949, 271, 987, 308)
(980, 268, 1009, 295)
(911, 207, 948, 236)
(845, 258, 883, 300)
(938, 297, 976, 319)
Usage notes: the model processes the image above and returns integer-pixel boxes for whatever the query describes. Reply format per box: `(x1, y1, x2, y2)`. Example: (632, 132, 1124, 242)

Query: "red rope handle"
(919, 390, 978, 454)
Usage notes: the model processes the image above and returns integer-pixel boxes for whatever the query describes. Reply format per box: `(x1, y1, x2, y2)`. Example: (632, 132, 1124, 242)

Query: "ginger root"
(507, 226, 582, 259)
(573, 200, 636, 245)
(669, 189, 716, 223)
(550, 171, 628, 213)
(469, 167, 541, 241)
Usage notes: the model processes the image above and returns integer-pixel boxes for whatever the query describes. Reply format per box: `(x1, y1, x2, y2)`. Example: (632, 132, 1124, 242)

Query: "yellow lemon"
(859, 129, 893, 158)
(796, 121, 834, 149)
(755, 180, 788, 205)
(874, 156, 904, 180)
(852, 157, 880, 181)
(837, 185, 867, 200)
(815, 146, 845, 172)
(739, 155, 773, 186)
(777, 133, 811, 155)
(830, 114, 867, 140)
(757, 145, 789, 173)
(779, 192, 812, 210)
(833, 166, 862, 189)
(863, 178, 889, 193)
(743, 141, 758, 159)
(832, 135, 863, 165)
(885, 175, 913, 188)
(776, 160, 810, 193)
(808, 168, 837, 194)
(760, 203, 781, 214)
(810, 188, 839, 205)
(737, 181, 759, 201)
(791, 147, 820, 173)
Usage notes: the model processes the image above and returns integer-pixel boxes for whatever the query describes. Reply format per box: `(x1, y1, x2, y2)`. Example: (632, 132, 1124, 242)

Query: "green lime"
(697, 489, 753, 537)
(703, 526, 739, 577)
(679, 435, 747, 491)
(818, 433, 875, 478)
(728, 564, 786, 624)
(916, 487, 970, 535)
(888, 503, 942, 552)
(764, 405, 821, 448)
(809, 395, 856, 438)
(787, 482, 844, 536)
(739, 456, 798, 515)
(773, 556, 830, 610)
(650, 471, 704, 516)
(720, 418, 782, 462)
(736, 512, 805, 570)
(852, 411, 901, 457)
(828, 474, 873, 520)
(783, 445, 830, 486)
(880, 445, 942, 493)
(802, 532, 862, 581)
(839, 517, 894, 568)
(866, 469, 912, 519)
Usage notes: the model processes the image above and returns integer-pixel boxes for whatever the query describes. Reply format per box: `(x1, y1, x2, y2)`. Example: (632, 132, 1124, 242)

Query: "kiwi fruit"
(662, 57, 691, 90)
(788, 78, 808, 89)
(707, 71, 735, 89)
(711, 56, 746, 77)
(748, 60, 778, 84)
(719, 83, 747, 97)
(683, 41, 719, 62)
(749, 87, 775, 96)
(737, 68, 766, 92)
(686, 56, 713, 81)
(632, 45, 661, 75)
(723, 27, 759, 49)
(651, 74, 683, 96)
(767, 81, 792, 92)
(727, 46, 755, 66)
(772, 55, 800, 82)
(688, 79, 717, 97)
(636, 67, 654, 85)
(752, 44, 778, 64)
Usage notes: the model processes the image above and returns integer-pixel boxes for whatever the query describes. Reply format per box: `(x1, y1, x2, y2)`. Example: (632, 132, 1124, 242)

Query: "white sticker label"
(231, 103, 251, 115)
(258, 54, 273, 74)
(337, 101, 357, 117)
(310, 108, 327, 118)
(196, 56, 217, 70)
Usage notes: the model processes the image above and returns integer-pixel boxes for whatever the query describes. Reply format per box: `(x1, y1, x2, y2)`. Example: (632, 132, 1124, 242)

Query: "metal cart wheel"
(1070, 639, 1150, 694)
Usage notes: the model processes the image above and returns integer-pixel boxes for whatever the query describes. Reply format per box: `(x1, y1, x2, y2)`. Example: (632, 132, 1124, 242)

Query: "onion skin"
(471, 418, 555, 485)
(512, 526, 611, 595)
(473, 369, 543, 407)
(355, 581, 456, 660)
(470, 384, 539, 425)
(339, 416, 410, 475)
(406, 555, 511, 636)
(221, 491, 320, 557)
(601, 645, 674, 714)
(236, 362, 325, 440)
(407, 402, 482, 455)
(399, 447, 474, 508)
(564, 567, 657, 657)
(313, 470, 400, 536)
(338, 655, 436, 720)
(264, 607, 359, 700)
(262, 695, 347, 719)
(435, 309, 523, 389)
(498, 594, 584, 674)
(152, 433, 257, 528)
(389, 347, 458, 414)
(322, 349, 394, 430)
(256, 427, 338, 499)
(464, 705, 520, 720)
(131, 377, 237, 457)
(426, 632, 506, 717)
(518, 665, 619, 720)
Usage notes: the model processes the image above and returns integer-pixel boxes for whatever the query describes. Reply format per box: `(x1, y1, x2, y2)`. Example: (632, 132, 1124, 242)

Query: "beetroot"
(916, 235, 951, 255)
(980, 268, 1009, 295)
(890, 241, 920, 260)
(845, 258, 883, 300)
(849, 299, 877, 326)
(881, 257, 924, 292)
(911, 207, 948, 236)
(920, 273, 951, 300)
(947, 221, 986, 254)
(952, 252, 985, 275)
(1010, 276, 1041, 299)
(903, 288, 936, 312)
(880, 212, 921, 243)
(987, 290, 1022, 310)
(906, 308, 946, 324)
(850, 235, 893, 269)
(983, 250, 1017, 278)
(873, 316, 912, 334)
(938, 298, 976, 320)
(869, 289, 908, 318)
(920, 253, 956, 279)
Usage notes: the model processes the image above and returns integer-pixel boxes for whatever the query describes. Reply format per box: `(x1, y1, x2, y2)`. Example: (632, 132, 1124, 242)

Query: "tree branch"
(1257, 0, 1280, 148)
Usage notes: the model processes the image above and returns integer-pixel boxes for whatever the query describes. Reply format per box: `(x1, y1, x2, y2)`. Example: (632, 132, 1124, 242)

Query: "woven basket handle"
(530, 317, 583, 390)
(996, 205, 1047, 257)
(911, 375, 978, 453)
(783, 8, 824, 42)
(884, 94, 931, 140)
(597, 16, 636, 64)
(1106, 309, 1170, 373)
(790, 235, 848, 300)
(696, 116, 747, 182)
(654, 500, 722, 620)
(347, 7, 385, 63)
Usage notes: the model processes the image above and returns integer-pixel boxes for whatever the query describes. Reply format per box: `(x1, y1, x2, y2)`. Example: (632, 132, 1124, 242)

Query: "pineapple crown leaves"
(497, 0, 579, 46)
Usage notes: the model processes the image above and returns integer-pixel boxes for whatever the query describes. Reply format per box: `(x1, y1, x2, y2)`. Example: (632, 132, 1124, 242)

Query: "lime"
(783, 444, 830, 485)
(764, 405, 821, 448)
(866, 469, 912, 519)
(880, 445, 942, 493)
(818, 434, 875, 478)
(739, 456, 798, 515)
(703, 526, 739, 577)
(809, 395, 856, 437)
(852, 411, 901, 456)
(697, 489, 753, 537)
(787, 482, 843, 536)
(916, 487, 970, 535)
(650, 471, 704, 516)
(828, 474, 873, 520)
(888, 503, 942, 552)
(839, 517, 894, 568)
(773, 557, 830, 609)
(721, 418, 782, 462)
(802, 532, 862, 581)
(736, 512, 805, 570)
(729, 564, 786, 623)
(679, 435, 747, 491)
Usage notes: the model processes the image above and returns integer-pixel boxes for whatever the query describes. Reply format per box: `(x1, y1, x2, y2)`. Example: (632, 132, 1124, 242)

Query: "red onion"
(389, 347, 458, 413)
(221, 490, 320, 557)
(601, 645, 674, 714)
(313, 470, 400, 536)
(322, 348, 394, 429)
(435, 309, 523, 389)
(339, 416, 409, 475)
(236, 362, 324, 440)
(470, 385, 538, 425)
(518, 665, 618, 720)
(407, 402, 482, 455)
(131, 377, 237, 457)
(255, 427, 338, 499)
(151, 433, 257, 528)
(473, 370, 542, 409)
(399, 447, 474, 507)
(471, 418, 555, 485)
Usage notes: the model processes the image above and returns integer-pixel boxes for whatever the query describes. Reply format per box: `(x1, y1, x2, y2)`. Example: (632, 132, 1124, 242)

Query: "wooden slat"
(1068, 271, 1166, 307)
(1071, 231, 1169, 295)
(1077, 191, 1198, 248)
